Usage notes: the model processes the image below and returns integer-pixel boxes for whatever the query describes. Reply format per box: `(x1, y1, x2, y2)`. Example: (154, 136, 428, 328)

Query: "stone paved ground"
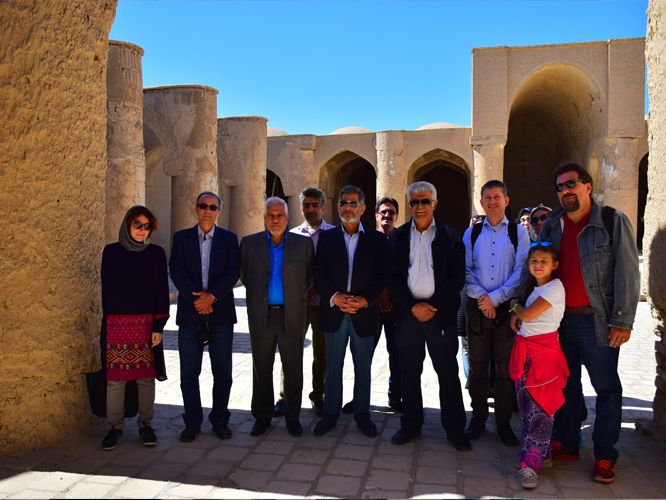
(0, 287, 664, 499)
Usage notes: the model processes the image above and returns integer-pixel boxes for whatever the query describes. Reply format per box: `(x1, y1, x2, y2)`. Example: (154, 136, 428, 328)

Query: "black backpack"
(470, 220, 518, 253)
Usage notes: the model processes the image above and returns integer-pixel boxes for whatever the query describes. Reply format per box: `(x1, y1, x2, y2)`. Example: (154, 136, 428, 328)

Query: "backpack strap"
(601, 205, 616, 246)
(471, 220, 518, 253)
(471, 221, 483, 251)
(508, 221, 518, 253)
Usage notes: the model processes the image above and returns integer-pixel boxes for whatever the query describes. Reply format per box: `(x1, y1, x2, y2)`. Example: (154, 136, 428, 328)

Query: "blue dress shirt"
(267, 231, 286, 305)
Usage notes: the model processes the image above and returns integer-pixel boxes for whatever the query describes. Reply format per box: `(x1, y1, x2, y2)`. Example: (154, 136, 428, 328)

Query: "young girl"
(509, 242, 569, 490)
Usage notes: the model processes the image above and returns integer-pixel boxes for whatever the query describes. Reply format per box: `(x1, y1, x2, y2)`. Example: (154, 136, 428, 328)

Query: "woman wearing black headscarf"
(100, 205, 169, 451)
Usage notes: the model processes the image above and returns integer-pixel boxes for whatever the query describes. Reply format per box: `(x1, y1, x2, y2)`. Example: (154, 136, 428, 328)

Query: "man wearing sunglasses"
(169, 191, 240, 443)
(386, 182, 470, 451)
(539, 162, 640, 484)
(463, 180, 530, 447)
(312, 185, 385, 438)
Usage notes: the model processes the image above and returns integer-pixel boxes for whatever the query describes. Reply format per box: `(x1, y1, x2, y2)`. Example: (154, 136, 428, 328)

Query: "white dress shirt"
(408, 218, 436, 300)
(198, 225, 215, 291)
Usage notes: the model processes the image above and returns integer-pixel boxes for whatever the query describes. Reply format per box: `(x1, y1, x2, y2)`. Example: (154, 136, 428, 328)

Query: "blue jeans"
(178, 323, 234, 429)
(554, 313, 622, 462)
(323, 314, 375, 420)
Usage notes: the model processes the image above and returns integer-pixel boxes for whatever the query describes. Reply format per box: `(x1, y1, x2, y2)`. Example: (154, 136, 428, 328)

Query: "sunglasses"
(132, 221, 151, 230)
(197, 203, 219, 211)
(554, 178, 584, 192)
(408, 199, 433, 207)
(378, 209, 396, 216)
(302, 202, 321, 209)
(530, 214, 548, 225)
(339, 200, 361, 208)
(530, 241, 553, 248)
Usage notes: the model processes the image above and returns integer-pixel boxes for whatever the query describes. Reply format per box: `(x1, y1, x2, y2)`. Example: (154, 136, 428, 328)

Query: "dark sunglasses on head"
(302, 202, 321, 209)
(339, 200, 360, 208)
(197, 203, 219, 211)
(555, 178, 584, 192)
(408, 198, 433, 207)
(378, 209, 396, 216)
(132, 221, 151, 230)
(530, 214, 549, 225)
(530, 241, 553, 248)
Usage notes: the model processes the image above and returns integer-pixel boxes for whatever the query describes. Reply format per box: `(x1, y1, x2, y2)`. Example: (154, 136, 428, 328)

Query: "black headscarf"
(118, 206, 151, 252)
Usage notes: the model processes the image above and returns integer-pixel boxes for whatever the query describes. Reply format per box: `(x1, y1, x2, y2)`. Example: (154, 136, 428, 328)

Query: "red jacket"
(509, 332, 569, 417)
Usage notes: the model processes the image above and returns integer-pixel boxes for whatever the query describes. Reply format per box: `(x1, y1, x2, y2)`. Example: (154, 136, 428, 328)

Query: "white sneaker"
(519, 466, 538, 489)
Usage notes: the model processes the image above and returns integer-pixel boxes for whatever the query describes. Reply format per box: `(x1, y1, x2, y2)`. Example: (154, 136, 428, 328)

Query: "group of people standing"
(97, 161, 640, 491)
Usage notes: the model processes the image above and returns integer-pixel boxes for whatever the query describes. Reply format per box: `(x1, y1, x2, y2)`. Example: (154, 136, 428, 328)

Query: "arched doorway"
(504, 64, 604, 215)
(409, 149, 470, 234)
(266, 169, 286, 201)
(638, 153, 649, 251)
(318, 151, 377, 228)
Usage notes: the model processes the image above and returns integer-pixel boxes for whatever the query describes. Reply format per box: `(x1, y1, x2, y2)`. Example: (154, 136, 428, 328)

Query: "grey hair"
(407, 181, 437, 201)
(299, 187, 326, 207)
(265, 196, 288, 214)
(338, 184, 365, 204)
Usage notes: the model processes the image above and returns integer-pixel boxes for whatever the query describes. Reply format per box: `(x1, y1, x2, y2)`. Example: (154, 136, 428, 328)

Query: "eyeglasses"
(197, 203, 219, 211)
(339, 200, 361, 208)
(378, 209, 396, 216)
(530, 241, 553, 248)
(555, 178, 584, 192)
(132, 221, 151, 230)
(408, 199, 433, 207)
(530, 214, 549, 225)
(302, 202, 321, 209)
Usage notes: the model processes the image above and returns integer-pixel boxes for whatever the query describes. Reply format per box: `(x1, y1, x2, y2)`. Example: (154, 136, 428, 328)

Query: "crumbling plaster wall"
(0, 0, 117, 453)
(645, 0, 666, 441)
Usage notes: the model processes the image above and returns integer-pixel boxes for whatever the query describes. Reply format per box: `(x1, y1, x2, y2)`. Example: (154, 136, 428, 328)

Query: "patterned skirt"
(106, 314, 155, 381)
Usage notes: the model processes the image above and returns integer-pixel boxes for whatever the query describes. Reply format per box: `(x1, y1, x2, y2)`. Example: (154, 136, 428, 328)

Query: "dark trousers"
(396, 314, 467, 438)
(379, 315, 402, 403)
(178, 323, 233, 429)
(250, 308, 305, 422)
(554, 313, 622, 462)
(465, 300, 515, 426)
(307, 305, 326, 404)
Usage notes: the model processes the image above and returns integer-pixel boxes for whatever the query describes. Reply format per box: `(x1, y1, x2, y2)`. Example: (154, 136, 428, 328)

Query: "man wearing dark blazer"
(387, 181, 471, 451)
(313, 185, 385, 438)
(169, 192, 240, 443)
(240, 197, 314, 437)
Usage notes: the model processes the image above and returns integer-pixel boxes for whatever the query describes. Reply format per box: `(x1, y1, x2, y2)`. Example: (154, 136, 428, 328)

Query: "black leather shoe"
(213, 425, 232, 440)
(497, 423, 519, 447)
(273, 399, 285, 417)
(448, 435, 472, 452)
(355, 418, 377, 438)
(464, 418, 486, 440)
(311, 399, 324, 417)
(341, 401, 354, 414)
(391, 428, 419, 445)
(179, 427, 200, 443)
(251, 419, 271, 437)
(388, 399, 404, 413)
(313, 417, 336, 436)
(286, 419, 303, 436)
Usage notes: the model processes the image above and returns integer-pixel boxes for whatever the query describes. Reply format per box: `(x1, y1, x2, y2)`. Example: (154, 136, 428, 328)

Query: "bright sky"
(110, 0, 648, 136)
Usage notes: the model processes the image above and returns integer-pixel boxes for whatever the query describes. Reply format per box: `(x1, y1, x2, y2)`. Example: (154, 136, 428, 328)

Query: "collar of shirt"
(266, 230, 287, 249)
(483, 216, 509, 230)
(410, 218, 436, 234)
(198, 225, 216, 241)
(341, 222, 365, 236)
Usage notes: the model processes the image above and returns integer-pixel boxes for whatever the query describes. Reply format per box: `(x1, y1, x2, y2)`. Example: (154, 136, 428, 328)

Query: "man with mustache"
(539, 162, 639, 484)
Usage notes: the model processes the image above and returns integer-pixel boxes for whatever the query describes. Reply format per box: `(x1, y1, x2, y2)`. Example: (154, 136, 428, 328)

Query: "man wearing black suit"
(240, 197, 314, 437)
(313, 185, 385, 438)
(387, 181, 471, 451)
(169, 192, 240, 443)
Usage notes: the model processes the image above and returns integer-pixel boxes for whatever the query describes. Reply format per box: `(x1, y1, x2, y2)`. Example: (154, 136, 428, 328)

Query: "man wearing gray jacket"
(538, 162, 640, 485)
(240, 197, 314, 437)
